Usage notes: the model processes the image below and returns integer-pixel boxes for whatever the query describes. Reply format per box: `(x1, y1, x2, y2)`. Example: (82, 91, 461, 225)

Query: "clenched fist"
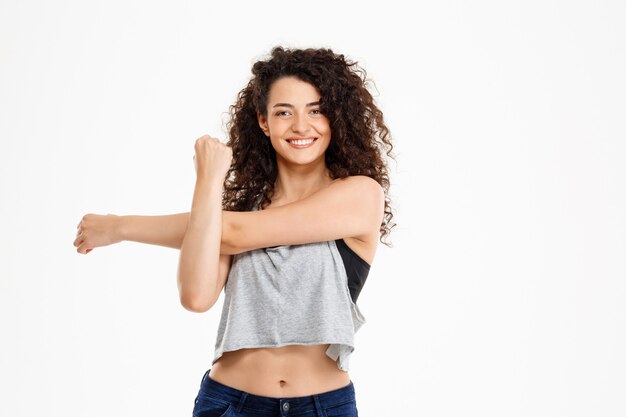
(193, 134, 233, 182)
(73, 213, 122, 254)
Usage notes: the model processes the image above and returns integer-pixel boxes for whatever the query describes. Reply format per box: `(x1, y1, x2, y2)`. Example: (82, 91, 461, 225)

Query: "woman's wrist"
(116, 215, 129, 242)
(195, 175, 225, 191)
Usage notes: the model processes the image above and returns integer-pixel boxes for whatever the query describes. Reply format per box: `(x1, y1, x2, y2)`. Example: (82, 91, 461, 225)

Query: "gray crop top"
(211, 198, 370, 372)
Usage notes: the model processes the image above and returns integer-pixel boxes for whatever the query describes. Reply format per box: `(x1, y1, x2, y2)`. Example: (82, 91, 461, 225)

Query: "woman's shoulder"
(331, 176, 384, 207)
(333, 175, 382, 190)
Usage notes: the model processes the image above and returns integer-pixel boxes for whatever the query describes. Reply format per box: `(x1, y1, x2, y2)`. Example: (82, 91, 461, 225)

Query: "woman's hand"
(73, 213, 123, 254)
(193, 134, 233, 183)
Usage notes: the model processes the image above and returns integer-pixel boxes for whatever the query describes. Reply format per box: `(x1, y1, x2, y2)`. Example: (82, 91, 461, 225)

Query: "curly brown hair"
(222, 45, 397, 247)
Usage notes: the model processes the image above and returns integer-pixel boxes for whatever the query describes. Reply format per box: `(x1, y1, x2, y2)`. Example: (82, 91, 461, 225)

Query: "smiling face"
(257, 76, 331, 169)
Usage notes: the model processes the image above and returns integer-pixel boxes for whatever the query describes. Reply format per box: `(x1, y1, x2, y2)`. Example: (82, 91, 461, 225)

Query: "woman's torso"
(209, 186, 377, 397)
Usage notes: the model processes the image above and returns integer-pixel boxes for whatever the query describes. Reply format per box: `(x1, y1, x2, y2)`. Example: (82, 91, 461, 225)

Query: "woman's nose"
(291, 113, 310, 133)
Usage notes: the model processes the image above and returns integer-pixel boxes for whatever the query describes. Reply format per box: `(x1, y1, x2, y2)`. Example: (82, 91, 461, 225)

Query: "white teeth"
(289, 138, 315, 145)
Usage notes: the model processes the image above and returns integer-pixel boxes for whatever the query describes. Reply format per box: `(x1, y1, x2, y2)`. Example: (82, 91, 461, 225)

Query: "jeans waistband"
(199, 368, 356, 414)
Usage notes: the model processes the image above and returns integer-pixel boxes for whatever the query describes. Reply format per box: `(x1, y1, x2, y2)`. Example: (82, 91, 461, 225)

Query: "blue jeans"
(192, 368, 359, 417)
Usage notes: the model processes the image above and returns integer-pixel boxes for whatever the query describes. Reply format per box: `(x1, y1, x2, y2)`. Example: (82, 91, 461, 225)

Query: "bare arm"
(118, 212, 236, 253)
(227, 176, 384, 254)
(78, 177, 380, 256)
(118, 213, 190, 249)
(177, 177, 224, 312)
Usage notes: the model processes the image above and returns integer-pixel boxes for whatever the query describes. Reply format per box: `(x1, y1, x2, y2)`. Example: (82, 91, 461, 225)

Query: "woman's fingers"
(73, 231, 83, 247)
(74, 231, 89, 254)
(73, 213, 119, 254)
(76, 236, 93, 254)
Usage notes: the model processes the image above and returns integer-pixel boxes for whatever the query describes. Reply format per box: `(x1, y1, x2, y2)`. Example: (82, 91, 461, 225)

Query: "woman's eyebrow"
(272, 101, 320, 108)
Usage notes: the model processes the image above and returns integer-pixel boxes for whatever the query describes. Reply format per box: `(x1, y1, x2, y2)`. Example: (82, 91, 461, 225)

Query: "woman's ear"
(257, 112, 270, 137)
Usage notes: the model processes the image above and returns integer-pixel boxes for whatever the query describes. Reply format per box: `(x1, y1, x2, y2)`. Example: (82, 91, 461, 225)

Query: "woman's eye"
(275, 109, 321, 116)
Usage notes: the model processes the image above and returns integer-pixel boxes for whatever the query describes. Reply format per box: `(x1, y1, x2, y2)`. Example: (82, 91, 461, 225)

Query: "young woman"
(74, 46, 396, 417)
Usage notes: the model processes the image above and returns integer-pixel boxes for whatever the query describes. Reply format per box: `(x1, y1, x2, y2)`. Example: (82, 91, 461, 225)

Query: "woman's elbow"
(179, 290, 216, 313)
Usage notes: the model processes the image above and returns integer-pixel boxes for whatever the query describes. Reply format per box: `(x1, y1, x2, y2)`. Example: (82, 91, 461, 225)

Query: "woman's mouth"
(286, 138, 317, 149)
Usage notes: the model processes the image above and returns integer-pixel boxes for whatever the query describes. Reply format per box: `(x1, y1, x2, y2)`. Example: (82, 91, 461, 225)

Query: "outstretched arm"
(120, 212, 236, 254)
(75, 175, 383, 256)
(118, 212, 190, 249)
(226, 175, 385, 254)
(119, 175, 382, 255)
(75, 212, 232, 253)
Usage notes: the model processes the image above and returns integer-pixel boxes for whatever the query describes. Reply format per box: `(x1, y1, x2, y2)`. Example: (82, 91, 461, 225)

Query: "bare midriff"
(208, 344, 351, 397)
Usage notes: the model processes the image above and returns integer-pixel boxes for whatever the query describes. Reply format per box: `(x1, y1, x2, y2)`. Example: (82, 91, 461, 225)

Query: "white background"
(1, 0, 625, 416)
